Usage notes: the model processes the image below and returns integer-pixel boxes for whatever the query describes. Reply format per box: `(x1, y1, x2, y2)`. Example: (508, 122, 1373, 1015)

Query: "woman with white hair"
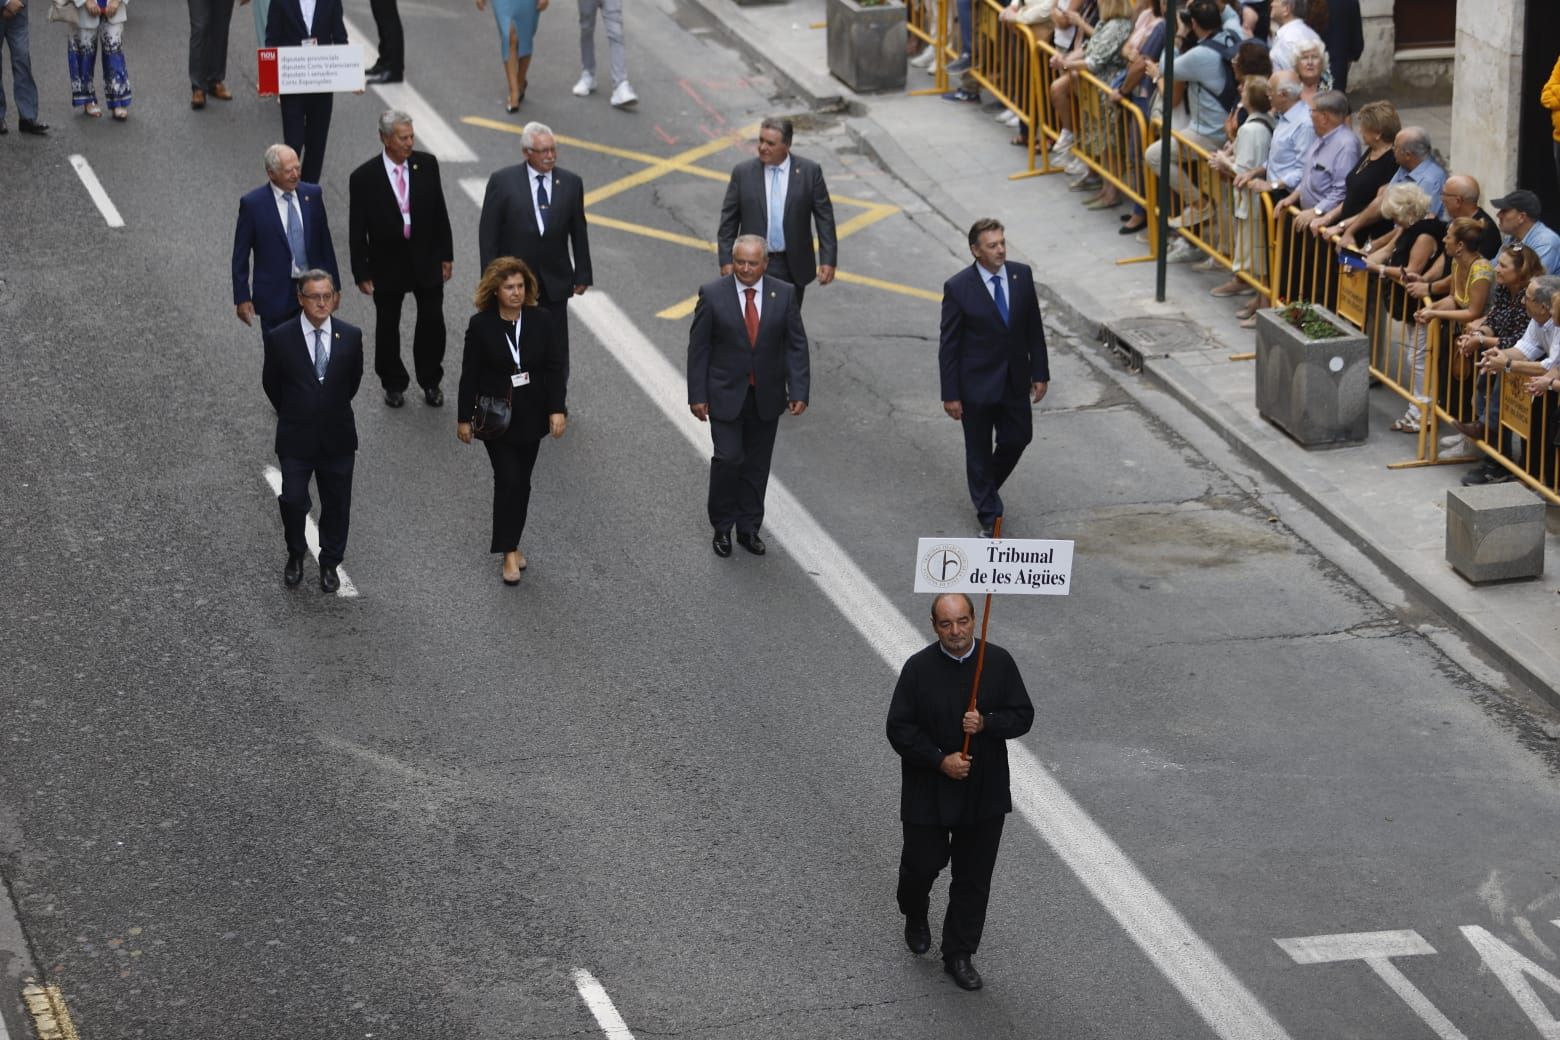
(1291, 38, 1329, 102)
(1366, 182, 1446, 432)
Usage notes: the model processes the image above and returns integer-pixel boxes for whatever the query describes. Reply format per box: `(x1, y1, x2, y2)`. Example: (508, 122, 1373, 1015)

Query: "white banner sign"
(258, 44, 365, 96)
(914, 537, 1074, 595)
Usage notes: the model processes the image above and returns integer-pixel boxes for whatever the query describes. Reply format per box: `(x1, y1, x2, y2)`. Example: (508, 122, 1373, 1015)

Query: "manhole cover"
(1105, 316, 1210, 355)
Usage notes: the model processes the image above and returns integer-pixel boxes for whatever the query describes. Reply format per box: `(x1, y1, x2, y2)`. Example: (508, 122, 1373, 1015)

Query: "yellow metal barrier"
(1057, 64, 1159, 263)
(907, 0, 956, 95)
(966, 0, 1045, 177)
(1152, 129, 1272, 296)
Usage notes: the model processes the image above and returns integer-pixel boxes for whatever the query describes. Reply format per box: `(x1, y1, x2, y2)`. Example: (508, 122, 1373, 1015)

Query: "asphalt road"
(4, 1, 1560, 1038)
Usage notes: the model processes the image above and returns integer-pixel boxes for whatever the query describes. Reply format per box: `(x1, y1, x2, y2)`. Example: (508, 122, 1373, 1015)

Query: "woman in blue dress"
(476, 0, 545, 113)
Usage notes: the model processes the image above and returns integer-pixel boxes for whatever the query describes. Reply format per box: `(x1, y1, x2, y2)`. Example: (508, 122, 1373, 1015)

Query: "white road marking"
(263, 466, 359, 597)
(562, 289, 1293, 1040)
(1276, 930, 1467, 1040)
(1463, 925, 1560, 1038)
(572, 969, 635, 1040)
(339, 16, 477, 164)
(69, 155, 124, 228)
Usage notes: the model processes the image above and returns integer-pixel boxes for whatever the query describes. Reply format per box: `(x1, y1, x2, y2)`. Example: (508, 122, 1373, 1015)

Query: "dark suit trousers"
(961, 396, 1033, 524)
(765, 252, 806, 308)
(369, 0, 403, 72)
(277, 454, 354, 568)
(281, 93, 333, 185)
(538, 294, 572, 389)
(896, 816, 1006, 959)
(483, 434, 542, 553)
(186, 0, 234, 89)
(707, 385, 779, 535)
(373, 283, 445, 392)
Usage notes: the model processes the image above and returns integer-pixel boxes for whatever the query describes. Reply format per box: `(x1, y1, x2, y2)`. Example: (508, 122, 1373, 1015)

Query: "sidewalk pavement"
(683, 0, 1560, 705)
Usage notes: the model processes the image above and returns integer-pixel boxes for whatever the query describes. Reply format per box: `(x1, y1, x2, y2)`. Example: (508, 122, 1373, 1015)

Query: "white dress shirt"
(383, 151, 411, 229)
(301, 314, 333, 376)
(300, 0, 318, 34)
(734, 276, 764, 319)
(527, 164, 554, 231)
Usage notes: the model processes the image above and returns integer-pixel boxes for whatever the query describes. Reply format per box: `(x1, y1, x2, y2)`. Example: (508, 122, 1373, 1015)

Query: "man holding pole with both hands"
(887, 591, 1035, 991)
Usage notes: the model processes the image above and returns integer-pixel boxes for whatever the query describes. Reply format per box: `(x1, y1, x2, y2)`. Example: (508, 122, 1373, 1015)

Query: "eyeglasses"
(299, 292, 336, 303)
(525, 146, 557, 155)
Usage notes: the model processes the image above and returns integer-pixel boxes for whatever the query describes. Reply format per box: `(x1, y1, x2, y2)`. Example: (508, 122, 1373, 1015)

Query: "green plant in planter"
(1278, 301, 1346, 340)
(854, 0, 893, 6)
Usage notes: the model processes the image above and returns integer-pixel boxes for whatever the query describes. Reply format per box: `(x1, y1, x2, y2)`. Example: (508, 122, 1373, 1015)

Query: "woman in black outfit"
(457, 257, 567, 585)
(1365, 183, 1446, 433)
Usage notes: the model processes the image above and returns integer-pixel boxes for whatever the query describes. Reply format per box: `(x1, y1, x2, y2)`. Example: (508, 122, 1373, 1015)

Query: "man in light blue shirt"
(1339, 126, 1445, 248)
(1287, 91, 1362, 213)
(1236, 71, 1312, 195)
(1493, 190, 1560, 276)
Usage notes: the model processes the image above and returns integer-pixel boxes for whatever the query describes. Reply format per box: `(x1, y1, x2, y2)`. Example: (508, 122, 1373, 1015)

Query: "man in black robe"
(886, 591, 1035, 991)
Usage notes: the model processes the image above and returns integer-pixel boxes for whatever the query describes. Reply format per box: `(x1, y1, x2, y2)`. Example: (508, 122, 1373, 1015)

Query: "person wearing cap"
(1494, 190, 1560, 276)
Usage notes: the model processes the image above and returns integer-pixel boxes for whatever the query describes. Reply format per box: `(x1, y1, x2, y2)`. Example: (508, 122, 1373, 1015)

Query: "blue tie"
(536, 174, 550, 227)
(284, 191, 307, 275)
(991, 274, 1010, 326)
(313, 328, 328, 381)
(767, 166, 784, 252)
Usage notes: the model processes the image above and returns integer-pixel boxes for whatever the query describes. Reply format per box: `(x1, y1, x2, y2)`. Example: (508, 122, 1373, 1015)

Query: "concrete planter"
(1254, 306, 1370, 448)
(826, 0, 907, 93)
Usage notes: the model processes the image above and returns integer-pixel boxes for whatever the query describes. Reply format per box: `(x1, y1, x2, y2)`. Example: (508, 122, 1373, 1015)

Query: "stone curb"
(0, 871, 39, 1040)
(679, 0, 850, 112)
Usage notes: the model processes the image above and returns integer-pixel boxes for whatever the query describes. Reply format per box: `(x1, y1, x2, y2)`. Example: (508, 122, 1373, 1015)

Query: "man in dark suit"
(717, 116, 837, 308)
(939, 217, 1049, 537)
(686, 235, 809, 558)
(478, 120, 593, 388)
(364, 0, 403, 82)
(887, 592, 1034, 991)
(262, 271, 363, 593)
(349, 110, 453, 408)
(233, 143, 340, 330)
(266, 0, 348, 185)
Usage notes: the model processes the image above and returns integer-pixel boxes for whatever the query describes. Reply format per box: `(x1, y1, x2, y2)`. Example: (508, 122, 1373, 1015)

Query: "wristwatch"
(1314, 206, 1325, 216)
(1505, 357, 1513, 373)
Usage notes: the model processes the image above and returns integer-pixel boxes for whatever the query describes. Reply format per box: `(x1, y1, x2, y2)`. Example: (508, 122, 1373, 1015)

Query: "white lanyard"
(504, 316, 523, 369)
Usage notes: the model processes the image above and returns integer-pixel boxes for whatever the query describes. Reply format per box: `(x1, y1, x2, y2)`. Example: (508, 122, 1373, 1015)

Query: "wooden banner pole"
(959, 516, 1002, 757)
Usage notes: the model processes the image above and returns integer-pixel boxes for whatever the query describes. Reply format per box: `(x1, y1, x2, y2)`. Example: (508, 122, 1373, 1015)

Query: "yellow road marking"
(588, 214, 717, 253)
(833, 270, 942, 301)
(832, 202, 900, 240)
(657, 294, 701, 320)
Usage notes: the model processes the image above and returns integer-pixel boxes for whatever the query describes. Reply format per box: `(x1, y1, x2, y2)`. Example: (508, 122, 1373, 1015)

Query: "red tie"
(744, 287, 759, 385)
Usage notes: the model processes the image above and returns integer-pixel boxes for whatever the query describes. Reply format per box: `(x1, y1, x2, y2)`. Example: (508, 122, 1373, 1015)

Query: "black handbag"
(471, 387, 512, 441)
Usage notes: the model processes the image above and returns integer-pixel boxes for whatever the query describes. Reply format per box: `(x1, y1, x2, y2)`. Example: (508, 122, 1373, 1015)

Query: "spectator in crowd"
(1543, 54, 1560, 189)
(1217, 0, 1244, 34)
(1337, 126, 1447, 248)
(1219, 38, 1271, 140)
(1311, 98, 1399, 242)
(1141, 0, 1233, 255)
(1104, 0, 1166, 230)
(993, 0, 1059, 129)
(0, 0, 47, 136)
(1292, 38, 1328, 100)
(1492, 190, 1560, 276)
(1456, 243, 1545, 482)
(1280, 89, 1359, 217)
(1051, 0, 1134, 185)
(1409, 218, 1493, 343)
(1268, 0, 1321, 71)
(1470, 275, 1560, 482)
(66, 0, 131, 121)
(1318, 0, 1361, 90)
(1208, 75, 1273, 311)
(1436, 176, 1501, 260)
(1234, 71, 1309, 198)
(1241, 0, 1270, 42)
(1364, 183, 1445, 432)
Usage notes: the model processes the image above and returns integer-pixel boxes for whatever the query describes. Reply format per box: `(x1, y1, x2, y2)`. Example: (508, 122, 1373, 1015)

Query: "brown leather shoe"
(209, 82, 233, 101)
(190, 87, 206, 109)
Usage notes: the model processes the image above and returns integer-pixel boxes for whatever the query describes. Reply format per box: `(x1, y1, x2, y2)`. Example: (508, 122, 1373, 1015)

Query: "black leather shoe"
(904, 916, 931, 955)
(320, 565, 341, 593)
(366, 69, 404, 84)
(979, 523, 995, 539)
(423, 385, 444, 407)
(712, 530, 732, 558)
(18, 119, 49, 136)
(384, 389, 405, 408)
(736, 532, 766, 556)
(944, 955, 983, 990)
(284, 553, 304, 587)
(364, 61, 385, 76)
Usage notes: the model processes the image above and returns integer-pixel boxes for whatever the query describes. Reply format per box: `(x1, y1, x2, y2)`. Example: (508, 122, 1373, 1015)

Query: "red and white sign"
(257, 45, 365, 96)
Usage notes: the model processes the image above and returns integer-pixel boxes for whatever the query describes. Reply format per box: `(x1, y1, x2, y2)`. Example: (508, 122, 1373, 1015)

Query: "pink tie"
(393, 165, 410, 239)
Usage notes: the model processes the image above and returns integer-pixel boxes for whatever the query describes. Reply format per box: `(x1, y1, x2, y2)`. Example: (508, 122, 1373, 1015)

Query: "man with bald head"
(886, 592, 1035, 992)
(1440, 175, 1501, 258)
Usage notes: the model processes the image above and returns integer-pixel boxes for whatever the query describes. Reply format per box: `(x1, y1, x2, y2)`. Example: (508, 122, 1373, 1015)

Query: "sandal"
(1210, 280, 1254, 298)
(1390, 415, 1421, 433)
(82, 101, 102, 118)
(1010, 132, 1029, 147)
(111, 108, 128, 122)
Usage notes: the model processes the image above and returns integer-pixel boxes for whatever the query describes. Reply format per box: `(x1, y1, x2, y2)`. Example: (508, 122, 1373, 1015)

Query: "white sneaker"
(998, 110, 1021, 127)
(572, 71, 597, 97)
(910, 48, 937, 69)
(1064, 157, 1086, 177)
(610, 80, 639, 107)
(1049, 129, 1075, 157)
(1166, 240, 1203, 264)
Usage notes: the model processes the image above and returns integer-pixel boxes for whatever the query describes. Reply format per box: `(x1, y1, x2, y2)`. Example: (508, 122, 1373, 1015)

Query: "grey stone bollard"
(1445, 483, 1546, 583)
(1254, 308, 1370, 447)
(825, 0, 908, 92)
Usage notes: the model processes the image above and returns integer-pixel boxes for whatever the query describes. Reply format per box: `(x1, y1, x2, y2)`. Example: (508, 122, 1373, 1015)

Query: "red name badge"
(257, 48, 279, 96)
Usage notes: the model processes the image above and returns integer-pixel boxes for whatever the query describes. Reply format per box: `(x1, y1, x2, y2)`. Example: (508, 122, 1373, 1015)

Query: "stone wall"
(1350, 0, 1397, 92)
(1450, 0, 1525, 200)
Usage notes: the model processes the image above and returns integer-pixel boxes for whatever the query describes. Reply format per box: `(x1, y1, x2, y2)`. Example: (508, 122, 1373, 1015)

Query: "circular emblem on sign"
(923, 544, 966, 587)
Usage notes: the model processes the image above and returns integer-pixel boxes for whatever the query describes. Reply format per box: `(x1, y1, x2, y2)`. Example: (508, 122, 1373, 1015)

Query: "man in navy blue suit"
(938, 218, 1049, 537)
(262, 270, 363, 593)
(233, 143, 340, 330)
(267, 0, 348, 185)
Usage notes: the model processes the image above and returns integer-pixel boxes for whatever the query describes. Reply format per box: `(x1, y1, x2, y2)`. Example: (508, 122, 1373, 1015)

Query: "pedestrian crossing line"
(565, 288, 1295, 1040)
(69, 155, 124, 228)
(572, 969, 635, 1040)
(339, 15, 477, 164)
(462, 117, 746, 185)
(262, 466, 359, 598)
